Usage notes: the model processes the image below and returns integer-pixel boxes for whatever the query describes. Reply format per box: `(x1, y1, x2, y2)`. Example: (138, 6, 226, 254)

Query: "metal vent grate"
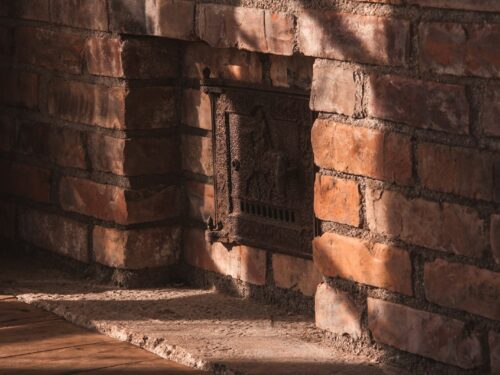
(240, 199, 296, 224)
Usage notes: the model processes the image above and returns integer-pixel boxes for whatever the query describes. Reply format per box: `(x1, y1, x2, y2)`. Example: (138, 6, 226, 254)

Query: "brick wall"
(1, 0, 499, 373)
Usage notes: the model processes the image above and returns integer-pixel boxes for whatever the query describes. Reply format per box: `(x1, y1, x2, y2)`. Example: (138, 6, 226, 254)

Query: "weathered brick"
(425, 259, 500, 321)
(47, 79, 125, 129)
(181, 135, 213, 176)
(0, 200, 15, 239)
(299, 11, 409, 66)
(311, 120, 413, 185)
(492, 215, 500, 265)
(0, 26, 12, 61)
(482, 84, 500, 137)
(109, 0, 195, 40)
(310, 60, 357, 116)
(366, 187, 487, 257)
(0, 70, 38, 109)
(418, 143, 494, 201)
(183, 43, 262, 83)
(18, 209, 88, 262)
(368, 74, 469, 134)
(183, 228, 266, 285)
(18, 122, 86, 169)
(93, 226, 181, 269)
(313, 233, 413, 295)
(86, 36, 179, 78)
(59, 177, 180, 224)
(0, 114, 16, 153)
(420, 22, 500, 78)
(125, 86, 177, 129)
(408, 0, 500, 13)
(197, 4, 294, 55)
(51, 0, 108, 31)
(87, 134, 178, 176)
(269, 55, 313, 90)
(12, 0, 50, 21)
(315, 283, 362, 339)
(0, 160, 51, 203)
(186, 181, 214, 222)
(272, 253, 322, 297)
(490, 331, 500, 374)
(182, 89, 212, 130)
(368, 298, 483, 369)
(314, 174, 360, 227)
(15, 27, 86, 74)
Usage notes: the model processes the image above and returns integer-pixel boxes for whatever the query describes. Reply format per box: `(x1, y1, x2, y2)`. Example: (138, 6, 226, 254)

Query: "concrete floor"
(0, 253, 410, 375)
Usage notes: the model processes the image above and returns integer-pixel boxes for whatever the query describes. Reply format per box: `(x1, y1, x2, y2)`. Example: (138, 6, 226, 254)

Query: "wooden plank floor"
(0, 296, 206, 374)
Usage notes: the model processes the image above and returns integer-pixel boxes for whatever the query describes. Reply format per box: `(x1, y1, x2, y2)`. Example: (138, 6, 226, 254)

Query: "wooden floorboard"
(0, 295, 207, 374)
(0, 299, 59, 328)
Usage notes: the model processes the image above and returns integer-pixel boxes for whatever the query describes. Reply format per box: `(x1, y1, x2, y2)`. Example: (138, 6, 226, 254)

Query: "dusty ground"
(0, 254, 409, 375)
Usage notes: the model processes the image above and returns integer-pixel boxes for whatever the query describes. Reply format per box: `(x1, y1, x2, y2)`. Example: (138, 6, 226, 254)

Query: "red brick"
(0, 160, 51, 203)
(47, 79, 125, 129)
(0, 26, 12, 61)
(313, 233, 413, 295)
(299, 11, 409, 66)
(181, 89, 212, 130)
(315, 283, 362, 339)
(197, 4, 294, 56)
(125, 87, 177, 129)
(310, 60, 357, 116)
(59, 177, 180, 224)
(93, 226, 181, 269)
(87, 134, 178, 176)
(12, 0, 49, 21)
(272, 253, 322, 297)
(408, 0, 500, 13)
(482, 84, 500, 137)
(86, 36, 179, 78)
(418, 143, 494, 201)
(183, 43, 262, 83)
(420, 22, 500, 78)
(18, 209, 88, 262)
(311, 120, 413, 185)
(181, 135, 213, 176)
(314, 174, 360, 227)
(109, 0, 195, 40)
(367, 298, 483, 369)
(269, 55, 313, 91)
(368, 74, 469, 134)
(424, 259, 500, 321)
(0, 70, 38, 110)
(0, 114, 16, 153)
(0, 201, 15, 239)
(366, 187, 487, 257)
(183, 228, 266, 285)
(51, 0, 108, 30)
(492, 215, 500, 265)
(18, 122, 86, 169)
(186, 181, 214, 222)
(490, 331, 500, 374)
(15, 27, 86, 74)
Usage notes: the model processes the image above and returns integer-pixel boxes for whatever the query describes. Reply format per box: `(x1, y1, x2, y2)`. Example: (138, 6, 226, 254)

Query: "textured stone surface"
(0, 257, 409, 375)
(368, 298, 483, 369)
(492, 215, 500, 265)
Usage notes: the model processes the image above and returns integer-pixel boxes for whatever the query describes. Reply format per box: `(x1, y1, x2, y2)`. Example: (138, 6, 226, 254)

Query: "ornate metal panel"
(203, 82, 314, 256)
